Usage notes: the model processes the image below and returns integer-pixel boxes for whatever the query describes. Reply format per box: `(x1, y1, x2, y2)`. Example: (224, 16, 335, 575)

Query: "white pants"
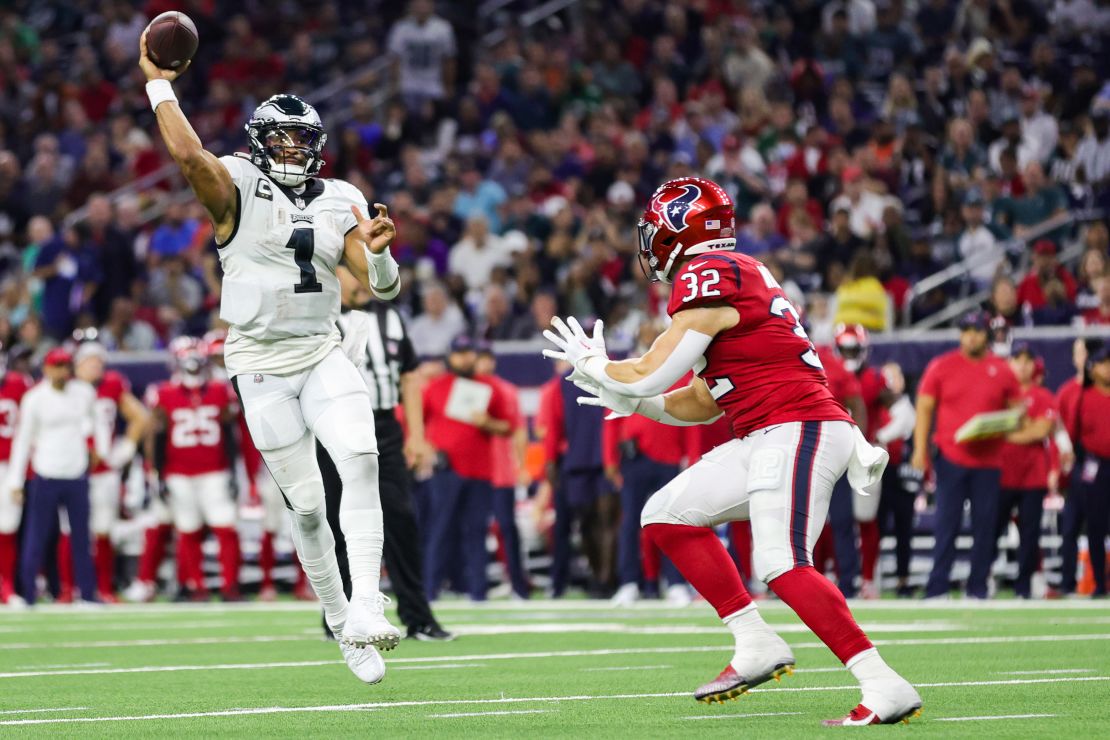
(166, 472, 237, 532)
(234, 348, 376, 513)
(641, 420, 855, 583)
(89, 471, 121, 536)
(257, 469, 286, 533)
(0, 463, 18, 533)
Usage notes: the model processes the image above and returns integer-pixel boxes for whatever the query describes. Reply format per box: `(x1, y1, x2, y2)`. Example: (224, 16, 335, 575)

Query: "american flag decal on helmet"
(653, 183, 701, 232)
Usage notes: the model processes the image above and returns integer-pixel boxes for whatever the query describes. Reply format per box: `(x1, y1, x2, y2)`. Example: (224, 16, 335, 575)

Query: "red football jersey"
(147, 380, 237, 476)
(90, 371, 130, 474)
(666, 251, 852, 439)
(0, 371, 32, 462)
(856, 365, 904, 464)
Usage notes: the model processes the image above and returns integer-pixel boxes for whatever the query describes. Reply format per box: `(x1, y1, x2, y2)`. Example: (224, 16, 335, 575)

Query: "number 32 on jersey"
(757, 264, 823, 370)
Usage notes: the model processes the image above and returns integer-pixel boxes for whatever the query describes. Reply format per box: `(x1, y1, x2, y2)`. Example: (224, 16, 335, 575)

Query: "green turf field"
(0, 598, 1108, 737)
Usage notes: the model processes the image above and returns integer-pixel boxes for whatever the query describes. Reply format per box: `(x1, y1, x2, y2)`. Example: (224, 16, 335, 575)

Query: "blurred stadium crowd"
(0, 0, 1109, 607)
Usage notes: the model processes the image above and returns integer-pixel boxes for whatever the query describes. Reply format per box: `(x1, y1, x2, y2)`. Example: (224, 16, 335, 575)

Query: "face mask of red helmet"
(637, 177, 737, 283)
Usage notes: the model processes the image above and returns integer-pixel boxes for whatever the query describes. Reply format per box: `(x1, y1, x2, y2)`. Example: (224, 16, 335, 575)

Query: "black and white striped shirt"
(338, 303, 418, 412)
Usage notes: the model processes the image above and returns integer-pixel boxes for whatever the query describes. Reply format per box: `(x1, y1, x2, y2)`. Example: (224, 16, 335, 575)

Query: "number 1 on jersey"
(286, 228, 323, 293)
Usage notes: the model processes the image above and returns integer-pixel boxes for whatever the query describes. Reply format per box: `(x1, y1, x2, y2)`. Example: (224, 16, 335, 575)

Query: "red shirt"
(857, 365, 904, 466)
(0, 372, 32, 462)
(817, 347, 863, 407)
(668, 251, 852, 439)
(918, 350, 1020, 468)
(602, 376, 694, 469)
(487, 376, 523, 489)
(1016, 267, 1078, 309)
(146, 380, 236, 476)
(90, 371, 130, 474)
(1058, 380, 1110, 459)
(1081, 307, 1110, 326)
(999, 385, 1058, 489)
(423, 373, 511, 482)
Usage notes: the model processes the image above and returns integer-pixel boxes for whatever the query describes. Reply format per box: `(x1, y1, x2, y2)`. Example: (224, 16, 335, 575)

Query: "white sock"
(335, 453, 384, 598)
(290, 509, 348, 634)
(342, 508, 384, 598)
(722, 602, 767, 639)
(846, 647, 895, 685)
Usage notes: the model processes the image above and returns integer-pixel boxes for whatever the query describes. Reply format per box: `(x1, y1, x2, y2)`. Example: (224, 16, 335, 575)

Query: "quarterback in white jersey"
(140, 32, 399, 685)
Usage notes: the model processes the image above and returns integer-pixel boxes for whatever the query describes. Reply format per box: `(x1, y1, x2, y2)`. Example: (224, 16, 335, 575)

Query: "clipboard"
(445, 377, 493, 424)
(954, 408, 1023, 443)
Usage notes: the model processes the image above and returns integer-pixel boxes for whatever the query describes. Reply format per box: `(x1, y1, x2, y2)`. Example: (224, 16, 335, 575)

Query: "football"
(144, 11, 198, 71)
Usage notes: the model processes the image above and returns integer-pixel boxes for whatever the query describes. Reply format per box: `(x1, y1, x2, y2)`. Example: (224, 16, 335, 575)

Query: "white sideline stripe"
(5, 634, 1110, 674)
(393, 664, 485, 671)
(5, 598, 1109, 618)
(429, 710, 553, 719)
(998, 669, 1095, 675)
(686, 712, 804, 720)
(935, 714, 1058, 722)
(15, 663, 109, 669)
(581, 665, 672, 672)
(0, 708, 88, 716)
(1, 680, 1101, 727)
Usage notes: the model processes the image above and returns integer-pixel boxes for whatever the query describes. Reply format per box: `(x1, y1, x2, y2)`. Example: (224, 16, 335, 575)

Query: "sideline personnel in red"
(913, 310, 1020, 599)
(1058, 343, 1110, 597)
(997, 344, 1057, 598)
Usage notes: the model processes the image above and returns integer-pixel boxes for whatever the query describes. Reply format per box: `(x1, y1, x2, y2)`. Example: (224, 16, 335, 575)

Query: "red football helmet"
(169, 336, 208, 387)
(203, 329, 227, 359)
(638, 177, 736, 283)
(834, 323, 869, 372)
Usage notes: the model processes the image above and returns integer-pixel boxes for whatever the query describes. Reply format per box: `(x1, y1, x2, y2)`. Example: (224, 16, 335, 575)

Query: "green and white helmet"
(245, 94, 327, 186)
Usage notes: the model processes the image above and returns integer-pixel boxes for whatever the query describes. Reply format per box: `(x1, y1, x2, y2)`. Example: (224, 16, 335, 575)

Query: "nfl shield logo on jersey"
(253, 374, 264, 384)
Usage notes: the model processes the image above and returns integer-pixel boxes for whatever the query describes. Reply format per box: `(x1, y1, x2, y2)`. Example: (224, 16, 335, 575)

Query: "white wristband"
(146, 79, 177, 112)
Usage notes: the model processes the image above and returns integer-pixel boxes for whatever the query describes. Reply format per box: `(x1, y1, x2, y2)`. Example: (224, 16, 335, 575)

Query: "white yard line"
(0, 635, 308, 650)
(393, 664, 485, 671)
(0, 707, 88, 716)
(756, 676, 1109, 694)
(452, 622, 962, 636)
(685, 712, 804, 720)
(0, 621, 245, 634)
(14, 662, 110, 669)
(429, 710, 553, 719)
(581, 665, 673, 672)
(0, 680, 1100, 727)
(5, 634, 1110, 673)
(997, 669, 1095, 675)
(934, 714, 1058, 722)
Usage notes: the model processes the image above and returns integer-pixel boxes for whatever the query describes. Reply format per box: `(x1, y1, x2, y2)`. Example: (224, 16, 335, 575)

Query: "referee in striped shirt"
(316, 270, 451, 641)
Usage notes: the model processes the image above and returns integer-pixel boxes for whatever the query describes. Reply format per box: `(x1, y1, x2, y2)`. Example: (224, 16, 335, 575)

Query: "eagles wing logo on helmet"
(653, 183, 702, 233)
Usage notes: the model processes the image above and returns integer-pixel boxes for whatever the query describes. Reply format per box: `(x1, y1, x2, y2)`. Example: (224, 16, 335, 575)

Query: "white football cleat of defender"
(610, 583, 639, 607)
(695, 626, 796, 703)
(342, 592, 401, 651)
(339, 639, 386, 684)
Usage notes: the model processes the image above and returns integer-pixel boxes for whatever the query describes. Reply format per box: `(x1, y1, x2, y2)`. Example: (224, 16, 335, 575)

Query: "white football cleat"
(665, 583, 693, 607)
(339, 639, 386, 684)
(695, 627, 795, 703)
(610, 583, 639, 607)
(342, 592, 401, 651)
(823, 676, 922, 726)
(122, 580, 156, 603)
(4, 593, 27, 610)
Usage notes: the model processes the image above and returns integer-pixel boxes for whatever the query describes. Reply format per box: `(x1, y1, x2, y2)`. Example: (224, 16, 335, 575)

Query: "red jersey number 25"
(757, 264, 823, 371)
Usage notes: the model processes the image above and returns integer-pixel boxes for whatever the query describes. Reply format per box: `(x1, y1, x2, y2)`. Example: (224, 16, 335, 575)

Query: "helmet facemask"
(246, 95, 327, 187)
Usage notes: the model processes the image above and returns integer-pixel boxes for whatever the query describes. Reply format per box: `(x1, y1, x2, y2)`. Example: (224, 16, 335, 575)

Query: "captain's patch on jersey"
(255, 180, 273, 200)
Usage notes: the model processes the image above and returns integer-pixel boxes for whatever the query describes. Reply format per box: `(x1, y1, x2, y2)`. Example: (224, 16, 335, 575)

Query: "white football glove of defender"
(573, 379, 642, 420)
(542, 316, 609, 385)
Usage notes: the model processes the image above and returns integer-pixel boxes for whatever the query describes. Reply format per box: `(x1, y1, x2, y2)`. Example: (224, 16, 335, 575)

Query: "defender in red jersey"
(145, 337, 242, 599)
(0, 353, 32, 606)
(73, 338, 150, 603)
(545, 177, 919, 726)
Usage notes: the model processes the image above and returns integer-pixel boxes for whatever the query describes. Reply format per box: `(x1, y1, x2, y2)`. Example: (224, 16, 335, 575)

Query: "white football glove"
(541, 316, 609, 385)
(573, 379, 641, 420)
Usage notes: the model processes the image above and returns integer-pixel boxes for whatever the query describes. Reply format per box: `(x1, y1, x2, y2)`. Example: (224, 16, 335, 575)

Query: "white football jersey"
(217, 154, 366, 377)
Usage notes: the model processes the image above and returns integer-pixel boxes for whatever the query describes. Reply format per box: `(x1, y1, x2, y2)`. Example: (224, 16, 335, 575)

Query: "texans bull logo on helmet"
(652, 183, 702, 233)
